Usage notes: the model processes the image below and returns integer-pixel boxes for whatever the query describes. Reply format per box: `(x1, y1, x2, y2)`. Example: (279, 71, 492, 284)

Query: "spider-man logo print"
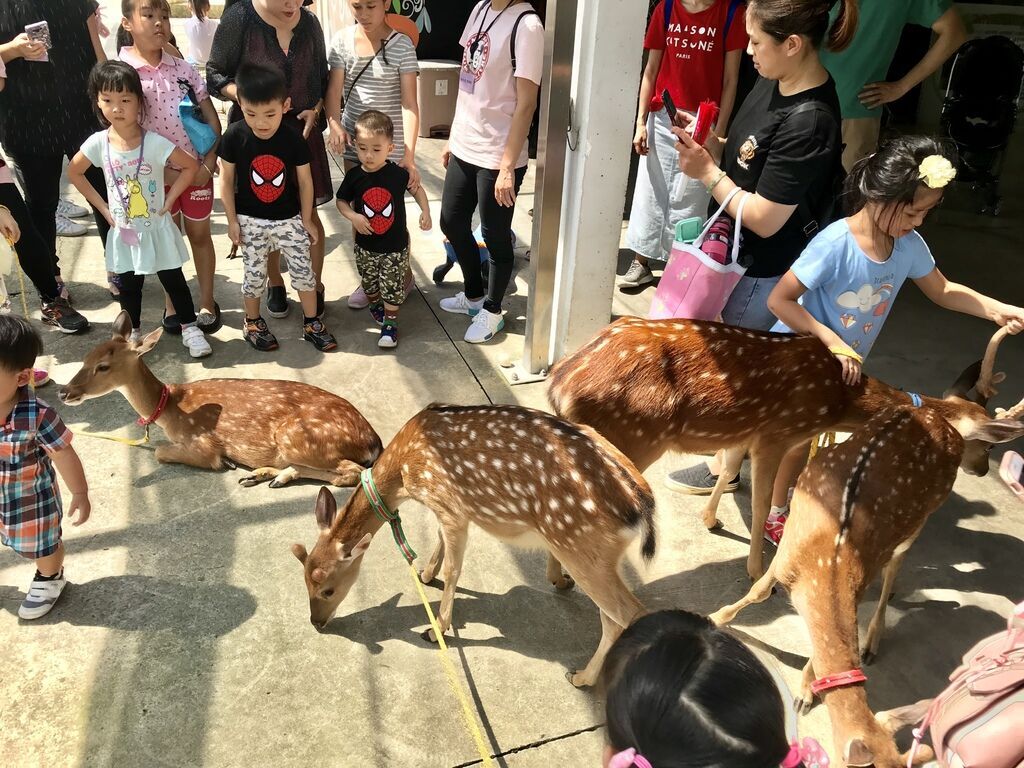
(251, 155, 286, 204)
(361, 186, 394, 235)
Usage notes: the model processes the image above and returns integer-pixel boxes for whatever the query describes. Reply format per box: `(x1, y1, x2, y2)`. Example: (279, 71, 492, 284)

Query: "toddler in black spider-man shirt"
(337, 110, 431, 349)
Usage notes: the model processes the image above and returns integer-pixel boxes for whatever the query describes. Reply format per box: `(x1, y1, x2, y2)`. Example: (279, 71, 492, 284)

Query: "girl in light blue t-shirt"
(764, 136, 1024, 543)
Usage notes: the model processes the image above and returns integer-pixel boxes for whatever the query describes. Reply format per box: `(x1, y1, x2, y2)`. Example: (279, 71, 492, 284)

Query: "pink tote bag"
(648, 188, 749, 321)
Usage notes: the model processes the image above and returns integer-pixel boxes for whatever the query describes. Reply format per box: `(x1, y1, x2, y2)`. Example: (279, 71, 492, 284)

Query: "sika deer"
(59, 311, 383, 487)
(708, 406, 1024, 768)
(549, 317, 1022, 579)
(291, 403, 656, 687)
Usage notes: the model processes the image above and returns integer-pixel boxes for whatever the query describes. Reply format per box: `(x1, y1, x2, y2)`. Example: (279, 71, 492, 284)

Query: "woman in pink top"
(437, 0, 543, 345)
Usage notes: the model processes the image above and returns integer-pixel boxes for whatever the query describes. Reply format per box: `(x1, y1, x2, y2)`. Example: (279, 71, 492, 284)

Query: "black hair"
(747, 0, 859, 53)
(0, 315, 43, 372)
(236, 63, 289, 106)
(190, 0, 211, 22)
(601, 611, 794, 768)
(118, 0, 175, 51)
(88, 61, 147, 126)
(355, 109, 395, 141)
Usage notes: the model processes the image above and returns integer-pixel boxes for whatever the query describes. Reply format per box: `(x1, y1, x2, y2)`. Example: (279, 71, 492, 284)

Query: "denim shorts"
(721, 275, 782, 331)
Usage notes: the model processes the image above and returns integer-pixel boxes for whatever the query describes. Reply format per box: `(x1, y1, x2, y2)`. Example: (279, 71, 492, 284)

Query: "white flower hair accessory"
(918, 155, 957, 189)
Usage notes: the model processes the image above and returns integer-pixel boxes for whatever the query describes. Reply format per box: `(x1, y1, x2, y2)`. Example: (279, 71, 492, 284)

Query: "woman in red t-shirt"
(620, 0, 748, 289)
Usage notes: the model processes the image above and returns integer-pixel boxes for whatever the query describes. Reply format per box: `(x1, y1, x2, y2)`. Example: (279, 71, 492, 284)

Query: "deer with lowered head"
(548, 317, 1023, 580)
(708, 404, 1024, 768)
(59, 310, 383, 487)
(291, 403, 656, 687)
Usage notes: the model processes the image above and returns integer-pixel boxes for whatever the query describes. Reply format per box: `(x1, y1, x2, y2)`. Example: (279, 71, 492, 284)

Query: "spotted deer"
(59, 311, 383, 487)
(549, 317, 1023, 579)
(708, 405, 1024, 768)
(291, 403, 656, 687)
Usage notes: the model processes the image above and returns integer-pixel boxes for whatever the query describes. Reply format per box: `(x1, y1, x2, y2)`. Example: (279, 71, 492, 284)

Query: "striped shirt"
(329, 27, 419, 163)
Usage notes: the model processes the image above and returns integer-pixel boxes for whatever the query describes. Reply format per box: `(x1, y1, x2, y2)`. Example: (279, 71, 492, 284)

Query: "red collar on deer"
(136, 385, 170, 426)
(810, 668, 867, 695)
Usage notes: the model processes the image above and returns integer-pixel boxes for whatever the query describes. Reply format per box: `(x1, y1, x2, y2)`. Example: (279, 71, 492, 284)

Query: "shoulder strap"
(664, 0, 673, 32)
(724, 0, 742, 40)
(780, 101, 842, 238)
(510, 6, 541, 71)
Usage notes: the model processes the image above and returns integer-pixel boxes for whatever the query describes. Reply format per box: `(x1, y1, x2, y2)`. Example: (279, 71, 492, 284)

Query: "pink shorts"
(166, 179, 214, 221)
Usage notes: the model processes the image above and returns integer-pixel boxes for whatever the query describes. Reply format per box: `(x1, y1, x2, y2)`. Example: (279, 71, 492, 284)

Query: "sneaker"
(664, 464, 740, 495)
(267, 285, 289, 318)
(620, 258, 654, 287)
(32, 369, 50, 387)
(316, 288, 325, 318)
(464, 308, 504, 344)
(41, 296, 89, 334)
(18, 570, 67, 619)
(378, 322, 397, 349)
(440, 292, 484, 316)
(348, 284, 370, 309)
(764, 510, 789, 547)
(369, 304, 384, 326)
(128, 329, 142, 346)
(196, 302, 222, 334)
(302, 318, 337, 351)
(55, 214, 87, 237)
(181, 324, 212, 358)
(57, 198, 90, 219)
(162, 311, 183, 336)
(243, 317, 279, 352)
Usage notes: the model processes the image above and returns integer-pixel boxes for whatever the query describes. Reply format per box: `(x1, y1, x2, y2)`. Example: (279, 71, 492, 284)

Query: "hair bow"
(918, 155, 957, 189)
(609, 748, 653, 768)
(782, 737, 830, 768)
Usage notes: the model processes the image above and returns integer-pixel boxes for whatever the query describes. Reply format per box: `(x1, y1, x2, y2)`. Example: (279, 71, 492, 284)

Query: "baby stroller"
(940, 35, 1024, 215)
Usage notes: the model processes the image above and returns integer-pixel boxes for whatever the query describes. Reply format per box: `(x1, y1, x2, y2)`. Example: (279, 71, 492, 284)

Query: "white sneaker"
(19, 570, 67, 619)
(128, 329, 142, 346)
(440, 292, 484, 316)
(620, 258, 654, 287)
(181, 324, 212, 358)
(55, 214, 87, 237)
(464, 308, 504, 344)
(57, 198, 90, 219)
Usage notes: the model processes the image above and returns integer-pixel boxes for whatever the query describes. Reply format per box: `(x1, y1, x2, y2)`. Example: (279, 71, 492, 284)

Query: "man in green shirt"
(820, 0, 967, 170)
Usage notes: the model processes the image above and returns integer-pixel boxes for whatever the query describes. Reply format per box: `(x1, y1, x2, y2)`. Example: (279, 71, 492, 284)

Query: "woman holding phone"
(0, 1, 109, 302)
(620, 0, 748, 290)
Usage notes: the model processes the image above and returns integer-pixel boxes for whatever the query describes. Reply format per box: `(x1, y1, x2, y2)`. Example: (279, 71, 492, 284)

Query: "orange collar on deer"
(810, 668, 867, 695)
(136, 385, 170, 426)
(360, 468, 417, 564)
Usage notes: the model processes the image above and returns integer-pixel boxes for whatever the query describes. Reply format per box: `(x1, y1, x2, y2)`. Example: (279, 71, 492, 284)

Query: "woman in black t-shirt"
(674, 0, 855, 331)
(666, 0, 857, 496)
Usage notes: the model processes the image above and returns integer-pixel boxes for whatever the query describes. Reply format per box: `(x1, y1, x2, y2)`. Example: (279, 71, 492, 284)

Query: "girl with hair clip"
(760, 135, 1024, 544)
(600, 610, 829, 768)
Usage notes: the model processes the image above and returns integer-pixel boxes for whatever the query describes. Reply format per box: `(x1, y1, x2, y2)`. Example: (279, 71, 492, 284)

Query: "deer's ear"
(314, 486, 337, 530)
(844, 738, 874, 767)
(343, 532, 372, 562)
(963, 418, 1024, 444)
(112, 310, 133, 341)
(291, 543, 308, 564)
(135, 328, 163, 356)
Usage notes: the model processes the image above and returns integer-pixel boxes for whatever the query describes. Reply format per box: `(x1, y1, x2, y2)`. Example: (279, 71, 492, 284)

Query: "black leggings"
(9, 151, 109, 276)
(117, 268, 196, 328)
(439, 155, 526, 312)
(0, 183, 60, 301)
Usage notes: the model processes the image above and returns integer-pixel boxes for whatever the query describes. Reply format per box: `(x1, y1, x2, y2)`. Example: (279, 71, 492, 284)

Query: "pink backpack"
(909, 601, 1024, 768)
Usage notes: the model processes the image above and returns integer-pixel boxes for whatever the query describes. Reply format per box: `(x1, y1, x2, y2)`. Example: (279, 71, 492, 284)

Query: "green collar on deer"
(360, 468, 417, 564)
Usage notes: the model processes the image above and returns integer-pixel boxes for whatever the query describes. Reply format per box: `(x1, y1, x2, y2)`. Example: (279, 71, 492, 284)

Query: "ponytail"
(747, 0, 860, 52)
(826, 0, 859, 53)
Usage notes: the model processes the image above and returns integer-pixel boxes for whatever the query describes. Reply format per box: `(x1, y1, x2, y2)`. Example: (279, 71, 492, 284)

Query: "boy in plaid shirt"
(1, 316, 91, 619)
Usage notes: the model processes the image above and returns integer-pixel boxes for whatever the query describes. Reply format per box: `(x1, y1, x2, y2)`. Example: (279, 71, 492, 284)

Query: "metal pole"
(515, 0, 578, 378)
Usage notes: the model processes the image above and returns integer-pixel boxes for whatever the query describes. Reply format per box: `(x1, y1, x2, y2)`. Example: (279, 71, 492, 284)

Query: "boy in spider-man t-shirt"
(218, 63, 337, 353)
(336, 110, 431, 349)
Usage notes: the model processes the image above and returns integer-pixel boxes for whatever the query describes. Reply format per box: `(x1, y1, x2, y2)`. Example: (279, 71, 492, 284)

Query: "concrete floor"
(3, 110, 1024, 767)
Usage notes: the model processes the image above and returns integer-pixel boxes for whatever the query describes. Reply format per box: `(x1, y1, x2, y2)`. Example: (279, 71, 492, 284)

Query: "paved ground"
(2, 76, 1024, 766)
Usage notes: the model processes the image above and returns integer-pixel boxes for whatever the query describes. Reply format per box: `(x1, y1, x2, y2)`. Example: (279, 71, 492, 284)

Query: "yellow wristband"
(829, 346, 863, 364)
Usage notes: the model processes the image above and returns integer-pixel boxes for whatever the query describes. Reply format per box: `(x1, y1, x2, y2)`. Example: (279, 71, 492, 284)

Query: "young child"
(336, 110, 430, 348)
(764, 135, 1024, 543)
(218, 63, 336, 352)
(600, 610, 824, 768)
(68, 61, 212, 358)
(120, 0, 223, 334)
(184, 0, 219, 68)
(0, 316, 91, 620)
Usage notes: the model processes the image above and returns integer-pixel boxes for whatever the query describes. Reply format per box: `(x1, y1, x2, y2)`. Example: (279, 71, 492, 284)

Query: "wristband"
(829, 346, 863, 364)
(706, 169, 728, 194)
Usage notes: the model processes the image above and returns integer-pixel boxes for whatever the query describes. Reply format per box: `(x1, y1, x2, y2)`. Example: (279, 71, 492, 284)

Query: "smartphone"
(25, 21, 50, 62)
(1000, 451, 1024, 502)
(661, 89, 681, 128)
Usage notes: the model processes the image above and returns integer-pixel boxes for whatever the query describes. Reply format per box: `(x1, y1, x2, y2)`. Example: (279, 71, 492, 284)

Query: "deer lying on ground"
(549, 317, 1022, 579)
(291, 403, 656, 687)
(707, 405, 1024, 768)
(59, 311, 383, 487)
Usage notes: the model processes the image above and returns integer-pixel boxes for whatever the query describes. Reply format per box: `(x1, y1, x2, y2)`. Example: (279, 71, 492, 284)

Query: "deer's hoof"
(268, 477, 287, 489)
(552, 575, 575, 591)
(861, 648, 877, 666)
(566, 669, 589, 688)
(238, 475, 263, 487)
(795, 695, 815, 715)
(222, 459, 238, 470)
(421, 627, 442, 644)
(419, 569, 436, 585)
